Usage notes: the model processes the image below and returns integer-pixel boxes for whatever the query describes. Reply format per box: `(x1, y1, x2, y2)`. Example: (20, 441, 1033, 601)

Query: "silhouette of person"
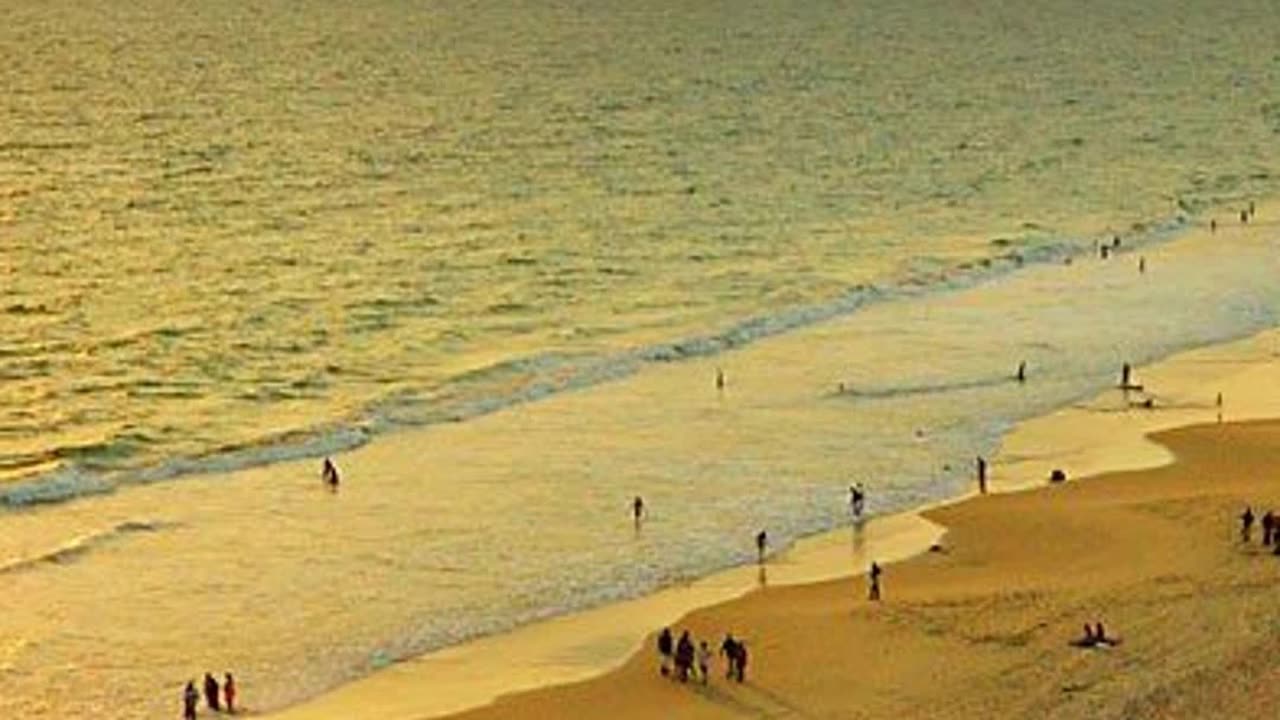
(976, 456, 988, 494)
(1016, 361, 1026, 383)
(1262, 511, 1275, 546)
(322, 457, 340, 490)
(715, 368, 725, 391)
(632, 496, 645, 527)
(868, 561, 883, 601)
(1120, 363, 1132, 388)
(224, 672, 237, 714)
(734, 641, 748, 682)
(203, 672, 221, 711)
(1241, 507, 1256, 543)
(657, 627, 674, 676)
(183, 681, 199, 720)
(755, 530, 768, 563)
(720, 634, 739, 679)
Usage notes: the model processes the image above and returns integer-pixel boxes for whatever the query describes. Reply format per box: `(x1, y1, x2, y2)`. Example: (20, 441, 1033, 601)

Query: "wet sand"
(267, 321, 1280, 718)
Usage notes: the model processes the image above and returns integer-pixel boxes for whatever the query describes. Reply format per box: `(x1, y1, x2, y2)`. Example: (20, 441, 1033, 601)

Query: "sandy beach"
(444, 404, 1280, 718)
(266, 319, 1280, 719)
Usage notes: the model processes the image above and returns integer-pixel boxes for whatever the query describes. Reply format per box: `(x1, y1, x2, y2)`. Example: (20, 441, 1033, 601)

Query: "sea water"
(1, 0, 1279, 716)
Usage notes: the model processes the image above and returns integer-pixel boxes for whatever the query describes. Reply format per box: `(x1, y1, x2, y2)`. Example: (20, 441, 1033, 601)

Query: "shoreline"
(265, 313, 1280, 720)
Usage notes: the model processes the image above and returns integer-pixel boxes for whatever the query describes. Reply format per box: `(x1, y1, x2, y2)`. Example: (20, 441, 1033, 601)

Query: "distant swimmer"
(755, 530, 768, 563)
(1016, 361, 1026, 383)
(632, 495, 645, 526)
(715, 368, 726, 391)
(321, 457, 340, 490)
(976, 456, 988, 494)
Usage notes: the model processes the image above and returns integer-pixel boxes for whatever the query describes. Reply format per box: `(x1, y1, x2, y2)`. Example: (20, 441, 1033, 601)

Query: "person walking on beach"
(321, 457, 340, 491)
(1262, 511, 1275, 546)
(183, 680, 199, 720)
(756, 530, 768, 563)
(1120, 363, 1132, 388)
(1249, 201, 1256, 218)
(734, 641, 748, 682)
(1241, 209, 1249, 224)
(632, 495, 645, 527)
(976, 456, 988, 495)
(697, 640, 712, 684)
(675, 630, 695, 682)
(1240, 507, 1255, 543)
(1016, 361, 1026, 383)
(1211, 218, 1218, 233)
(203, 672, 221, 712)
(868, 561, 883, 601)
(715, 368, 726, 391)
(223, 672, 237, 714)
(1138, 256, 1146, 274)
(657, 627, 674, 677)
(720, 634, 739, 680)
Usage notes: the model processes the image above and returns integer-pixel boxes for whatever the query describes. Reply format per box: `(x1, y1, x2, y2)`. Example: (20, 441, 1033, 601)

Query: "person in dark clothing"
(1120, 363, 1132, 388)
(632, 496, 645, 527)
(321, 457, 340, 490)
(720, 634, 739, 680)
(675, 631, 695, 682)
(1241, 507, 1256, 543)
(223, 672, 237, 714)
(1263, 511, 1275, 546)
(755, 530, 768, 563)
(204, 672, 221, 712)
(1016, 361, 1026, 383)
(657, 627, 674, 676)
(734, 641, 748, 682)
(868, 561, 883, 601)
(976, 456, 988, 494)
(183, 681, 199, 720)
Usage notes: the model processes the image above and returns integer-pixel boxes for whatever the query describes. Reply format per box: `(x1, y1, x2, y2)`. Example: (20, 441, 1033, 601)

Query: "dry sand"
(440, 425, 1280, 720)
(268, 323, 1280, 719)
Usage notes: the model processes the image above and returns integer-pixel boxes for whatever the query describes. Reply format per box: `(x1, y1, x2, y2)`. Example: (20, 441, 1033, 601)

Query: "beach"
(264, 323, 1280, 719)
(4, 1, 1280, 716)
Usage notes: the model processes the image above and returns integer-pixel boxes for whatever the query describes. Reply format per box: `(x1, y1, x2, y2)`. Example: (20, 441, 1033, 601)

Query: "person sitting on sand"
(657, 627, 674, 676)
(1241, 506, 1255, 543)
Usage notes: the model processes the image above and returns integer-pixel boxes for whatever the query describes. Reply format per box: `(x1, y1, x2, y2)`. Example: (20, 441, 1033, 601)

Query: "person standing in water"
(1120, 363, 1132, 388)
(755, 530, 768, 563)
(850, 483, 866, 519)
(321, 457, 340, 491)
(976, 456, 988, 494)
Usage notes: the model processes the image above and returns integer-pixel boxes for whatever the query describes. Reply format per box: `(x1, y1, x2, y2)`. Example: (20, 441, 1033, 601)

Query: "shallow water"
(2, 0, 1280, 717)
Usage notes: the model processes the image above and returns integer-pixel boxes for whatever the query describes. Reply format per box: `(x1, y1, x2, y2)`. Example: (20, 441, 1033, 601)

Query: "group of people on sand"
(656, 627, 747, 684)
(1238, 506, 1280, 554)
(183, 672, 236, 719)
(1071, 621, 1119, 649)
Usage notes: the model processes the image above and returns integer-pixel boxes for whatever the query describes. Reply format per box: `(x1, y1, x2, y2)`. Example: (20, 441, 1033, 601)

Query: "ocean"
(1, 0, 1279, 716)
